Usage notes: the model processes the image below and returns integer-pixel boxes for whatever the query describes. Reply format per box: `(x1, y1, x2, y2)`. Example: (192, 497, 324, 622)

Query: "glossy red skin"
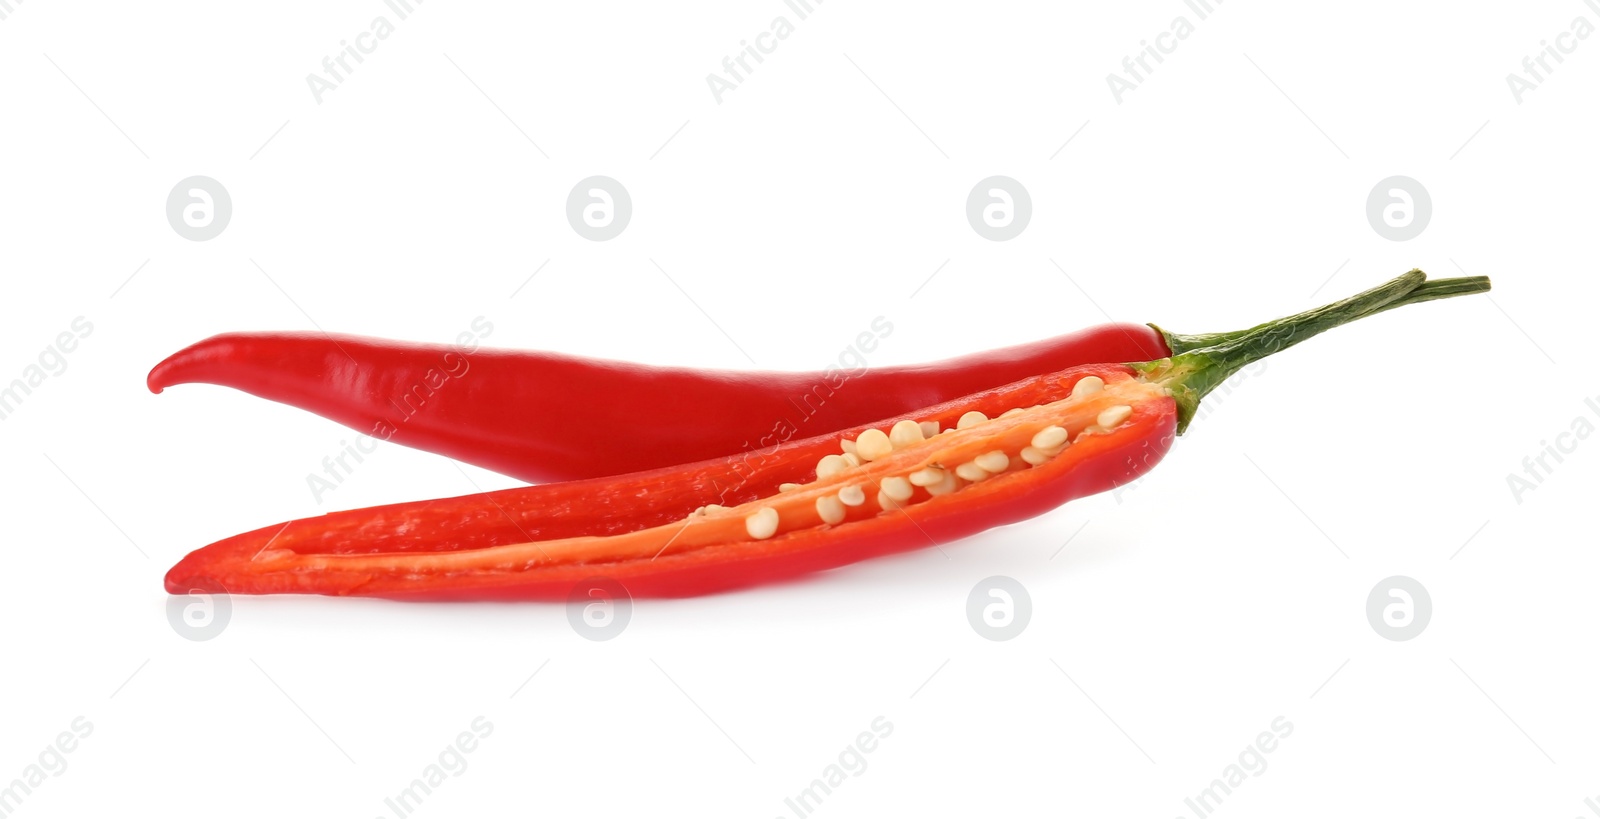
(164, 364, 1178, 601)
(147, 325, 1170, 483)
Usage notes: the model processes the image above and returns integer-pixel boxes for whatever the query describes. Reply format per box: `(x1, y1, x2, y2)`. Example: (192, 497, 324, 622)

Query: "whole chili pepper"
(164, 271, 1487, 600)
(146, 275, 1486, 484)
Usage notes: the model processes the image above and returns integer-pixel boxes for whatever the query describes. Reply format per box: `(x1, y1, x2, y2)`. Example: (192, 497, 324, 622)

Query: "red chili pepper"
(146, 277, 1483, 484)
(163, 271, 1488, 601)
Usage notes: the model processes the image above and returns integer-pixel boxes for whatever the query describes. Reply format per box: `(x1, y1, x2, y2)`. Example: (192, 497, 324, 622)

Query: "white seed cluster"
(729, 374, 1135, 541)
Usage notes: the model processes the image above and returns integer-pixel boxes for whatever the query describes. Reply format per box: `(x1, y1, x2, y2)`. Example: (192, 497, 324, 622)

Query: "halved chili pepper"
(146, 275, 1486, 484)
(163, 271, 1487, 600)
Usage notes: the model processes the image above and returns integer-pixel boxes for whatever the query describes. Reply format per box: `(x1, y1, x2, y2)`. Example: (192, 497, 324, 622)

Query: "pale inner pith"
(277, 374, 1165, 574)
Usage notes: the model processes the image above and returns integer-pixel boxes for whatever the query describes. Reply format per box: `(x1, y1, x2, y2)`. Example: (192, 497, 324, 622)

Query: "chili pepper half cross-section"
(163, 270, 1489, 601)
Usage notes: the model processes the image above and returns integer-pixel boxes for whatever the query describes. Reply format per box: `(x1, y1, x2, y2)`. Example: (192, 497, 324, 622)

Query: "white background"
(2, 1, 1597, 816)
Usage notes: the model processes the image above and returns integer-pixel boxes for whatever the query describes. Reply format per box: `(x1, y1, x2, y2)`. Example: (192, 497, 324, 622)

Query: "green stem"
(1362, 275, 1492, 315)
(1135, 270, 1488, 433)
(1156, 272, 1493, 354)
